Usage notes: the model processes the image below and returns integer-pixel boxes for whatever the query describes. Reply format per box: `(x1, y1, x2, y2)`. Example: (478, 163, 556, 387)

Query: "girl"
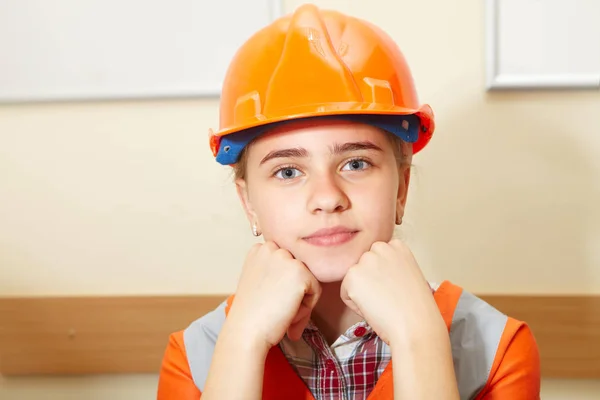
(158, 4, 540, 399)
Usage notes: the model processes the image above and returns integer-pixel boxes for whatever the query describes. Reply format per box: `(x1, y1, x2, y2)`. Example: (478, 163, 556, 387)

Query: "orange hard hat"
(210, 3, 435, 165)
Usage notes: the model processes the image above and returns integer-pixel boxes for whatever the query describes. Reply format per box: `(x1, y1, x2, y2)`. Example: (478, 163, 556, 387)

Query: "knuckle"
(245, 243, 263, 264)
(370, 241, 392, 255)
(394, 240, 412, 256)
(344, 265, 359, 282)
(314, 282, 323, 297)
(264, 241, 279, 252)
(370, 241, 386, 251)
(250, 243, 262, 253)
(274, 248, 292, 260)
(390, 238, 405, 248)
(359, 249, 375, 263)
(291, 261, 308, 278)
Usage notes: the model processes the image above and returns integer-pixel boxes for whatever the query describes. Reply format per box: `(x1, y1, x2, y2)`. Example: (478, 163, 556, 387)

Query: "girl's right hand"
(224, 241, 322, 350)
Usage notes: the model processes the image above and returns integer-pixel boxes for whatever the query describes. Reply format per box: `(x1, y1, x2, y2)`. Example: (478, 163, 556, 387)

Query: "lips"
(302, 226, 359, 247)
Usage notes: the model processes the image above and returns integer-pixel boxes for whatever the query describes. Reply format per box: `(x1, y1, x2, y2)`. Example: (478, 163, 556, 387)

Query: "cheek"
(349, 184, 398, 229)
(253, 189, 304, 237)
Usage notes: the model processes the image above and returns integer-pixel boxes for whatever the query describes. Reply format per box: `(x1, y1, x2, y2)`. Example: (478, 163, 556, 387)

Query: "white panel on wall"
(486, 0, 600, 89)
(0, 0, 282, 102)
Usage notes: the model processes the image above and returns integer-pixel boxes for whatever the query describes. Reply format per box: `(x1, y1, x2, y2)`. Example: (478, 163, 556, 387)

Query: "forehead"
(248, 119, 389, 154)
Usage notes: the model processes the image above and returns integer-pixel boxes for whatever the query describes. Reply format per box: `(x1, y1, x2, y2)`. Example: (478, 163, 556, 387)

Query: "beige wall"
(1, 0, 599, 398)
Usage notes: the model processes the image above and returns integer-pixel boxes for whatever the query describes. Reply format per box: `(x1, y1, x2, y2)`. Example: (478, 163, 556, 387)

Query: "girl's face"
(236, 119, 411, 283)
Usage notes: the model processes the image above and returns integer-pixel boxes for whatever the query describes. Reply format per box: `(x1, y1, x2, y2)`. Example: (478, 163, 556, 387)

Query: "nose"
(306, 173, 350, 214)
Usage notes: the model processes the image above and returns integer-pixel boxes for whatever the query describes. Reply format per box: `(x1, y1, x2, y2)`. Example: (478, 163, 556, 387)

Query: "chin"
(286, 236, 373, 282)
(301, 254, 358, 283)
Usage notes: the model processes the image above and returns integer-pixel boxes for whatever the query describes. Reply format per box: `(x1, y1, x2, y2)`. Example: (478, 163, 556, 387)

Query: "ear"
(235, 178, 260, 229)
(395, 165, 411, 225)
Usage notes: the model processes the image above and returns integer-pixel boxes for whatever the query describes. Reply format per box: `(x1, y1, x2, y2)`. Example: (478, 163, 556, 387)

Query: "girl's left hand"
(340, 239, 446, 347)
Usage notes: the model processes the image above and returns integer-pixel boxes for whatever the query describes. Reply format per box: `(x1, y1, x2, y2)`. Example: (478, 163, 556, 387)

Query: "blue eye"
(342, 159, 370, 171)
(275, 167, 302, 179)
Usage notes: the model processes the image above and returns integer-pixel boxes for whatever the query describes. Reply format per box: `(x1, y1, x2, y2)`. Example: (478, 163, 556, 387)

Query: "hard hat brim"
(210, 103, 435, 165)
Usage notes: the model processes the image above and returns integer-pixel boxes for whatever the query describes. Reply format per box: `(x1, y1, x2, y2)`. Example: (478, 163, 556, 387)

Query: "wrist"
(219, 314, 272, 357)
(203, 312, 271, 399)
(389, 321, 458, 400)
(388, 318, 449, 351)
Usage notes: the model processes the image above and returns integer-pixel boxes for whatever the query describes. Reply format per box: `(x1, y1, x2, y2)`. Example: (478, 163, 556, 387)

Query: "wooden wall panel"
(0, 295, 227, 375)
(480, 294, 600, 378)
(1, 294, 598, 378)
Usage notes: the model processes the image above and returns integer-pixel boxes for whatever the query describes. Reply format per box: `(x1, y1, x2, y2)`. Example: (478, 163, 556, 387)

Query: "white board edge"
(484, 0, 600, 91)
(0, 0, 285, 104)
(487, 74, 600, 90)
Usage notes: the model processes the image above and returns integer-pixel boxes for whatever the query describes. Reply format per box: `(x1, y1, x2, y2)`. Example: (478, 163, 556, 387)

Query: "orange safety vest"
(157, 281, 540, 399)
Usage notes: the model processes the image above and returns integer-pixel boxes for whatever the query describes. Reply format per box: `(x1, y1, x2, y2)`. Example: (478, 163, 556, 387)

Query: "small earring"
(252, 224, 261, 237)
(395, 216, 402, 225)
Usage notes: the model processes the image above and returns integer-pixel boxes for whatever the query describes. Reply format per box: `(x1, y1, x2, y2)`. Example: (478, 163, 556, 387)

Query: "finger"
(341, 297, 364, 319)
(389, 238, 412, 256)
(292, 260, 321, 306)
(291, 303, 312, 325)
(287, 314, 311, 341)
(243, 243, 263, 266)
(288, 293, 316, 342)
(369, 240, 388, 253)
(339, 273, 364, 319)
(262, 241, 280, 253)
(388, 238, 404, 247)
(274, 247, 294, 262)
(287, 325, 302, 341)
(248, 242, 262, 254)
(370, 241, 395, 259)
(340, 288, 364, 318)
(287, 321, 301, 341)
(356, 248, 376, 267)
(302, 275, 322, 310)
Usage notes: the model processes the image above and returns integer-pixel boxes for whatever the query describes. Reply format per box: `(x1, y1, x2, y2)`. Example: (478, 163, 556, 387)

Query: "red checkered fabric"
(279, 321, 390, 400)
(279, 283, 438, 399)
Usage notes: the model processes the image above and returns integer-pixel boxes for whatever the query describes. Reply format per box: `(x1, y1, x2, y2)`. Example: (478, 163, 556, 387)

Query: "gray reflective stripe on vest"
(450, 290, 508, 400)
(183, 292, 508, 398)
(183, 300, 228, 392)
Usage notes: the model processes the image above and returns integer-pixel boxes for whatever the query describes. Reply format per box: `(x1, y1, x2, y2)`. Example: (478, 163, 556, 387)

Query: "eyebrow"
(259, 141, 383, 165)
(260, 148, 309, 165)
(332, 141, 383, 154)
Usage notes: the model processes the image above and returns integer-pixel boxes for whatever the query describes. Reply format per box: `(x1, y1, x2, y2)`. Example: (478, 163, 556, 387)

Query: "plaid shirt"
(279, 283, 439, 400)
(280, 320, 389, 400)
